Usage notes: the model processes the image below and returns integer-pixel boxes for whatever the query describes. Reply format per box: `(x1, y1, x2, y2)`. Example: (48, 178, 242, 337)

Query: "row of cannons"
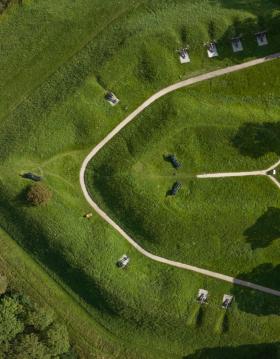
(114, 260, 234, 311)
(105, 31, 269, 106)
(178, 30, 268, 63)
(197, 289, 234, 310)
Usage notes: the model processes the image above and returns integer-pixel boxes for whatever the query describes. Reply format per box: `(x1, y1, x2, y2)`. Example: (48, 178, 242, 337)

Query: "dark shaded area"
(222, 313, 229, 333)
(232, 263, 280, 315)
(216, 11, 280, 63)
(0, 191, 120, 318)
(16, 186, 31, 206)
(232, 122, 280, 158)
(223, 17, 258, 39)
(216, 0, 280, 16)
(180, 25, 188, 45)
(184, 342, 280, 359)
(244, 207, 280, 249)
(196, 306, 204, 327)
(0, 0, 11, 13)
(208, 20, 217, 40)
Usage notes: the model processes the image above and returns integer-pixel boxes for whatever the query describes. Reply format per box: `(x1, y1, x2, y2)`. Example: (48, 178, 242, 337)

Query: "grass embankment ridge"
(1, 0, 280, 357)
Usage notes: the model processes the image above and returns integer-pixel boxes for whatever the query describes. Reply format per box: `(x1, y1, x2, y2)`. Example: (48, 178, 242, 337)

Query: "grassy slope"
(0, 228, 136, 359)
(0, 0, 280, 357)
(88, 60, 280, 276)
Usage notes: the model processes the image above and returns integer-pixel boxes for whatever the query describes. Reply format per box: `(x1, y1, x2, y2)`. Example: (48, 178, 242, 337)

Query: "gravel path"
(197, 170, 266, 178)
(80, 52, 280, 296)
(197, 160, 280, 192)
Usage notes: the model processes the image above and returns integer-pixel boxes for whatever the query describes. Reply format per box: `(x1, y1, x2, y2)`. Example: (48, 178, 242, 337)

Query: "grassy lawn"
(0, 0, 280, 357)
(87, 60, 280, 277)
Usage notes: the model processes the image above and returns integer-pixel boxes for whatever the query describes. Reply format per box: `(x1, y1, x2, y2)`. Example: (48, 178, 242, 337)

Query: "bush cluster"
(0, 281, 75, 358)
(26, 183, 53, 206)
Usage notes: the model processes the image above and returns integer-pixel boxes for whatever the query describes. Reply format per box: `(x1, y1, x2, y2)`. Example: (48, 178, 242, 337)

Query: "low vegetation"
(0, 0, 279, 357)
(87, 60, 280, 279)
(26, 183, 53, 207)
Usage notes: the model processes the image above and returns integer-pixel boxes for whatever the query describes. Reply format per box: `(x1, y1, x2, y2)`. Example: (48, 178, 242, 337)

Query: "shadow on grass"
(196, 306, 204, 327)
(15, 186, 32, 207)
(184, 342, 280, 359)
(232, 122, 280, 158)
(214, 11, 280, 63)
(0, 192, 119, 317)
(244, 207, 280, 249)
(216, 0, 280, 16)
(232, 263, 280, 315)
(222, 313, 229, 333)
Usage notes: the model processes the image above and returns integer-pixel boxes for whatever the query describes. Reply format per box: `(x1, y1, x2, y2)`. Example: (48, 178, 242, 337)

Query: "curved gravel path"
(80, 53, 280, 296)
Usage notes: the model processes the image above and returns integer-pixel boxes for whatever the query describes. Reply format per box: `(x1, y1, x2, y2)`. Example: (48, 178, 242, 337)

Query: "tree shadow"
(15, 186, 32, 207)
(231, 263, 280, 315)
(215, 0, 280, 16)
(222, 16, 258, 39)
(244, 207, 280, 249)
(231, 122, 280, 158)
(184, 342, 280, 359)
(215, 11, 280, 63)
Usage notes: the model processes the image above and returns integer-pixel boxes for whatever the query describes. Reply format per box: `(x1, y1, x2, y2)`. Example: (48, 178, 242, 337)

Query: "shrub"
(26, 184, 53, 206)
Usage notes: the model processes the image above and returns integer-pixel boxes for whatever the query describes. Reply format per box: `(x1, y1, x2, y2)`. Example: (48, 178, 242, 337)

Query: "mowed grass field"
(0, 0, 280, 357)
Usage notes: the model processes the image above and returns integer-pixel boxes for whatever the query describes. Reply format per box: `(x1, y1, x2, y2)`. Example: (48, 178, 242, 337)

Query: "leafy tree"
(26, 305, 55, 331)
(0, 341, 9, 358)
(26, 183, 53, 206)
(0, 291, 73, 358)
(0, 297, 24, 344)
(11, 334, 50, 359)
(45, 323, 70, 356)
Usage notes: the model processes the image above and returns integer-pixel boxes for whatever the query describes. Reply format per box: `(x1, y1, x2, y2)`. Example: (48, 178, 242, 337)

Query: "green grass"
(87, 60, 280, 277)
(0, 0, 280, 357)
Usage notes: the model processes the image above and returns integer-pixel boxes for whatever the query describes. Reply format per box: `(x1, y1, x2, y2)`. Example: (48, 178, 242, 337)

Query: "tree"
(26, 183, 53, 206)
(0, 297, 24, 344)
(10, 334, 50, 359)
(45, 323, 70, 356)
(0, 292, 73, 357)
(26, 305, 55, 331)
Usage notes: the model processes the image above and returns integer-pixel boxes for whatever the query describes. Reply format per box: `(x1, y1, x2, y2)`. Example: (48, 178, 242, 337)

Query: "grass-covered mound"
(0, 0, 280, 357)
(87, 60, 280, 278)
